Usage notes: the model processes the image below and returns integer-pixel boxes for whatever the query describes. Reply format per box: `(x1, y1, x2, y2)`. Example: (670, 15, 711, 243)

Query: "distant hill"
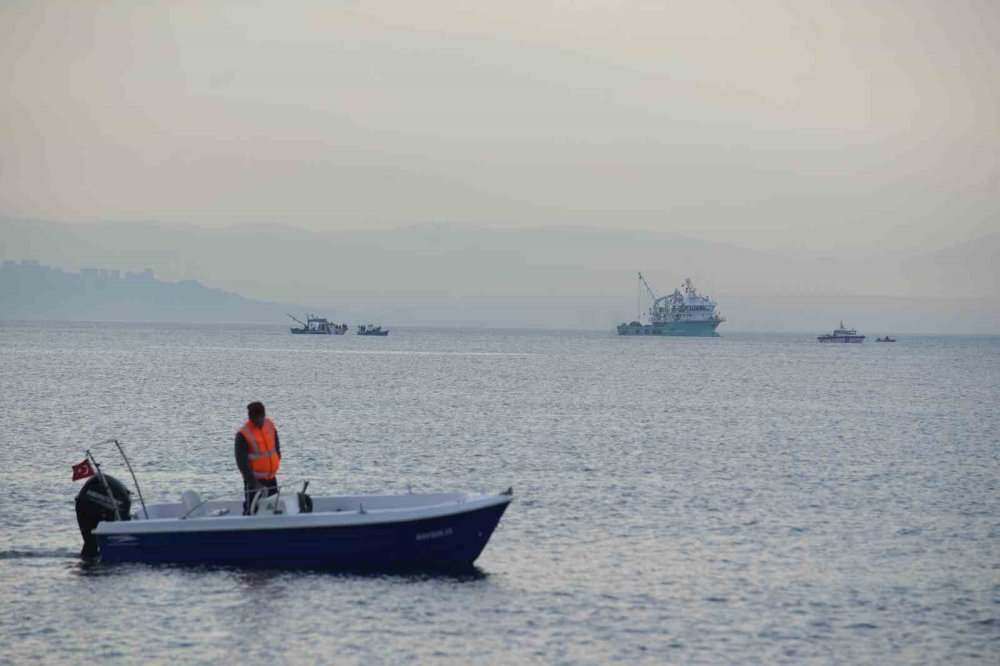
(0, 260, 303, 323)
(1, 220, 997, 332)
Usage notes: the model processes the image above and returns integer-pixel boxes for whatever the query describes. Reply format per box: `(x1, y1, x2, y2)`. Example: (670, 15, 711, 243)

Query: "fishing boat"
(288, 314, 348, 335)
(876, 336, 896, 342)
(74, 441, 511, 569)
(357, 324, 389, 336)
(817, 322, 865, 343)
(617, 274, 726, 337)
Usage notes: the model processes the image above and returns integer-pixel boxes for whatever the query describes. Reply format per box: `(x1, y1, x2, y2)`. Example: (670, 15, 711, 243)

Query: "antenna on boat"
(636, 272, 641, 322)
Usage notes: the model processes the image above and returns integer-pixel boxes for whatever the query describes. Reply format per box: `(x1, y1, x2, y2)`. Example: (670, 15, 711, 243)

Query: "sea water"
(0, 323, 997, 664)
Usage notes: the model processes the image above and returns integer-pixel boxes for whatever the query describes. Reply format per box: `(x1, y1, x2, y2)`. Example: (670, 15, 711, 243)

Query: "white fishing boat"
(288, 314, 348, 335)
(818, 322, 865, 343)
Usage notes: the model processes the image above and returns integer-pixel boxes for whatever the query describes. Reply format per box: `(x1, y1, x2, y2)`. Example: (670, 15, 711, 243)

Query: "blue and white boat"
(74, 443, 511, 569)
(617, 274, 726, 337)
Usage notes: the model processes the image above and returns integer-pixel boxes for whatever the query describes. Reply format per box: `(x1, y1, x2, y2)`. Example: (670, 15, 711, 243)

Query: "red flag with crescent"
(72, 459, 95, 481)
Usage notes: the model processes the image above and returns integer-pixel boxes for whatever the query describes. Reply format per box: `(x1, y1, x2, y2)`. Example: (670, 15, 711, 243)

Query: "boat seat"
(181, 490, 206, 518)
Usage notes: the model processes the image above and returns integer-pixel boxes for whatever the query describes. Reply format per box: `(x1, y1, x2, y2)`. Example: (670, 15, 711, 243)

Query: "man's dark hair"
(247, 401, 265, 419)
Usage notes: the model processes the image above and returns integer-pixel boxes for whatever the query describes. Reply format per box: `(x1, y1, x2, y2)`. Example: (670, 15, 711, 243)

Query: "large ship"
(617, 274, 726, 337)
(817, 322, 864, 343)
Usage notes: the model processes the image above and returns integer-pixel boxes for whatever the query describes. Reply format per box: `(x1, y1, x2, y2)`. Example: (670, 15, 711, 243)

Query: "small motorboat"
(357, 324, 390, 336)
(74, 442, 511, 569)
(876, 336, 896, 342)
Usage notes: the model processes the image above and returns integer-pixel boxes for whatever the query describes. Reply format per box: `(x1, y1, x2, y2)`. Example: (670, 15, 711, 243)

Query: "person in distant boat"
(235, 401, 281, 514)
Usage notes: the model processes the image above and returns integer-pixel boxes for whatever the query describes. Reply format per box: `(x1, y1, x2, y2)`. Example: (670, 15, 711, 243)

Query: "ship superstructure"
(617, 274, 725, 337)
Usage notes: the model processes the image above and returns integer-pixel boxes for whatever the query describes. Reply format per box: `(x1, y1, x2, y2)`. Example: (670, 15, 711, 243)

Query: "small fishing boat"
(74, 442, 510, 569)
(876, 336, 896, 342)
(357, 324, 389, 336)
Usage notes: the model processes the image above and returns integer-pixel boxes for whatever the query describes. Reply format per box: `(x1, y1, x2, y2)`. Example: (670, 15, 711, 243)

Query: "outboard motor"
(297, 480, 313, 514)
(75, 474, 131, 559)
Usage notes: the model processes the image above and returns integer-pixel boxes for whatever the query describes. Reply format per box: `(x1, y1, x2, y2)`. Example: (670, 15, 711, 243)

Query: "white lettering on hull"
(415, 527, 453, 541)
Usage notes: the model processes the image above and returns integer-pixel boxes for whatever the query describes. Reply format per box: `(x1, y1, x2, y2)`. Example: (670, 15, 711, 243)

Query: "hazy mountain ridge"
(2, 219, 997, 332)
(0, 260, 303, 323)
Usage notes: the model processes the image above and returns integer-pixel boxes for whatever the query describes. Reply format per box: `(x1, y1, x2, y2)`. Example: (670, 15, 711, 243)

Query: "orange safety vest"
(239, 418, 280, 480)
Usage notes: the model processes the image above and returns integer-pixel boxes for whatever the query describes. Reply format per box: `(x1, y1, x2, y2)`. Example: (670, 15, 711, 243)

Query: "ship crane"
(287, 314, 308, 328)
(635, 272, 659, 322)
(638, 272, 675, 313)
(637, 272, 658, 301)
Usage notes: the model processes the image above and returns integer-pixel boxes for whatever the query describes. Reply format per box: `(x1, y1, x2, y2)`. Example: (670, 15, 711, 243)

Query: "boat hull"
(817, 336, 865, 343)
(95, 500, 509, 569)
(617, 320, 721, 337)
(290, 329, 347, 335)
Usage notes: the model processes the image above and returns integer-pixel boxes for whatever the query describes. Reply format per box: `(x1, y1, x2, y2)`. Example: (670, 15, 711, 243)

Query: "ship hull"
(617, 320, 722, 337)
(817, 335, 864, 343)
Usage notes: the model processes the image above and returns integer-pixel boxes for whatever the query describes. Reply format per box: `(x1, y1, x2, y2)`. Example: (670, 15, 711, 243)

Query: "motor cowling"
(75, 474, 131, 559)
(297, 491, 313, 514)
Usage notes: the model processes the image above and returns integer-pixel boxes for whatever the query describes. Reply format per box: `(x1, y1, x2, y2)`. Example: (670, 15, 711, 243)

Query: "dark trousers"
(243, 477, 278, 515)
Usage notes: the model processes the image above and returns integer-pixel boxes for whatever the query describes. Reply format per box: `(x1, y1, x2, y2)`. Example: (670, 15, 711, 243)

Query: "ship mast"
(637, 272, 658, 322)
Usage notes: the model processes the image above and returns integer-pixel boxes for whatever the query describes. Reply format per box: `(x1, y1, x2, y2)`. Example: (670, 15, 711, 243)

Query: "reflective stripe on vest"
(239, 418, 279, 480)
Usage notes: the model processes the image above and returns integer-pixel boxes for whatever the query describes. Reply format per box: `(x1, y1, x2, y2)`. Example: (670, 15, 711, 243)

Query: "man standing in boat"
(235, 401, 281, 514)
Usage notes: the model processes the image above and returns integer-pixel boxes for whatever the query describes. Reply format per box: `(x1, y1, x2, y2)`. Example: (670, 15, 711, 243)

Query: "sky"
(1, 1, 998, 329)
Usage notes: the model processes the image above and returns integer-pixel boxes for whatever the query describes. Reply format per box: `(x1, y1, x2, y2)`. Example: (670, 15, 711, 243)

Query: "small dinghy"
(74, 441, 512, 569)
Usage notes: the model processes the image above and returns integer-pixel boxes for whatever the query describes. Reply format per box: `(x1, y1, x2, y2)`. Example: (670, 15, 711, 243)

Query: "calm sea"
(1, 323, 997, 664)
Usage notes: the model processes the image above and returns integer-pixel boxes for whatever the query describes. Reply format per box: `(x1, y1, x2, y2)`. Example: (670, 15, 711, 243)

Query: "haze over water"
(1, 323, 997, 664)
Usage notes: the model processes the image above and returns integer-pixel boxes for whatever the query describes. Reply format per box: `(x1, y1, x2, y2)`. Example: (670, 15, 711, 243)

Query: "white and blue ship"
(618, 274, 726, 337)
(817, 322, 865, 343)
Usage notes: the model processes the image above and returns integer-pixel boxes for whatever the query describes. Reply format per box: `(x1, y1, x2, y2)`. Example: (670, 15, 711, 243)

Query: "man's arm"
(234, 432, 258, 487)
(274, 429, 281, 460)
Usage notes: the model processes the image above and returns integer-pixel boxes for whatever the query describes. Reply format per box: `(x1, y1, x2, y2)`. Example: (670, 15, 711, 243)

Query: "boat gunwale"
(94, 494, 512, 536)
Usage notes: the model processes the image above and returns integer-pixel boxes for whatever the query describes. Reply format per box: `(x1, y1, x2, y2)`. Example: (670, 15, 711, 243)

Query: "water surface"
(1, 323, 997, 663)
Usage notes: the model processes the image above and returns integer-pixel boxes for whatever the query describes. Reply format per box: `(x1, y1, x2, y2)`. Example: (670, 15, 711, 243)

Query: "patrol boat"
(817, 322, 865, 343)
(288, 314, 348, 335)
(617, 274, 726, 337)
(74, 441, 511, 569)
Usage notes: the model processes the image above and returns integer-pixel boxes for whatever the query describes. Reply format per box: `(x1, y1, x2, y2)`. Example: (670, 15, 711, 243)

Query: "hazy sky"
(2, 0, 997, 253)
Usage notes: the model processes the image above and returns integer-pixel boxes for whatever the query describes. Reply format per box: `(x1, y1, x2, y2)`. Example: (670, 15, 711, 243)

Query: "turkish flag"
(72, 459, 95, 481)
